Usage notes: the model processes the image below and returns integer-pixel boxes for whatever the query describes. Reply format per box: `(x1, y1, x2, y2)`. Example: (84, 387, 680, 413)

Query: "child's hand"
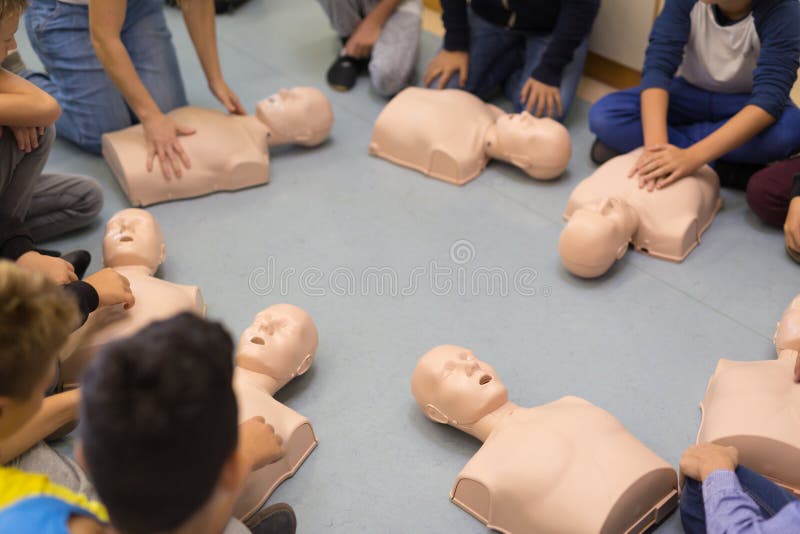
(784, 197, 800, 257)
(239, 416, 285, 470)
(16, 251, 77, 284)
(629, 144, 702, 191)
(142, 112, 195, 180)
(84, 268, 135, 310)
(424, 50, 469, 89)
(10, 126, 45, 153)
(209, 78, 245, 115)
(520, 78, 563, 119)
(345, 16, 381, 59)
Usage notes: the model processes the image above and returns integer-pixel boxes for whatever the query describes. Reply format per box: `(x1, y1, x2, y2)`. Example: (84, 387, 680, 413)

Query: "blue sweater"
(440, 0, 600, 87)
(642, 0, 800, 118)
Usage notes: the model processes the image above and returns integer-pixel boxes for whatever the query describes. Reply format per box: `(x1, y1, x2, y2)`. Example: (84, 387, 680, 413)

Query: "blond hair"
(0, 261, 79, 398)
(0, 0, 26, 20)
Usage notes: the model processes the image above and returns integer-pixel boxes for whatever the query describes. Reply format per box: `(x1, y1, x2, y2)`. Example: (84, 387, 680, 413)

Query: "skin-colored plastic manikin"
(411, 345, 678, 534)
(232, 304, 319, 520)
(102, 87, 334, 206)
(369, 87, 571, 186)
(64, 209, 205, 382)
(697, 295, 800, 496)
(560, 149, 722, 278)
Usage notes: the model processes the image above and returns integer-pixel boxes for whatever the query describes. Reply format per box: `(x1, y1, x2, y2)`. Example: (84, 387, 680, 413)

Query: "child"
(0, 0, 103, 283)
(0, 270, 294, 534)
(317, 0, 421, 95)
(590, 0, 800, 192)
(745, 156, 800, 263)
(424, 0, 600, 120)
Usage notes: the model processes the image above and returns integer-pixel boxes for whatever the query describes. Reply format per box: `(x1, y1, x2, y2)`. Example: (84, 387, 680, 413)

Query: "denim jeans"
(680, 466, 799, 534)
(428, 8, 589, 120)
(589, 77, 800, 165)
(24, 0, 187, 154)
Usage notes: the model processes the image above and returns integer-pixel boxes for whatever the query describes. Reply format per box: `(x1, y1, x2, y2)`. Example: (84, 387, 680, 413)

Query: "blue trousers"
(428, 9, 589, 120)
(680, 466, 798, 534)
(23, 0, 187, 154)
(589, 77, 800, 165)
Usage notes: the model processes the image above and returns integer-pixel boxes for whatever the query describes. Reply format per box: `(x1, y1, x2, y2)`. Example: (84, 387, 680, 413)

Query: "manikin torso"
(455, 398, 677, 534)
(696, 295, 800, 496)
(563, 149, 722, 262)
(229, 304, 319, 521)
(102, 107, 270, 207)
(370, 87, 500, 185)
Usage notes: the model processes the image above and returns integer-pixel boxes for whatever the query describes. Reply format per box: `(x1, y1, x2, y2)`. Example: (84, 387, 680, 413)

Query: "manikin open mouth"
(250, 337, 265, 345)
(479, 375, 492, 385)
(120, 236, 133, 242)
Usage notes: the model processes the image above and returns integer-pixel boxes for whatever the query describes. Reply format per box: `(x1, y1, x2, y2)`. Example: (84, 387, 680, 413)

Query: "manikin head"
(236, 303, 318, 387)
(255, 87, 334, 147)
(103, 208, 166, 274)
(774, 294, 800, 356)
(558, 198, 640, 278)
(411, 345, 508, 428)
(485, 112, 571, 180)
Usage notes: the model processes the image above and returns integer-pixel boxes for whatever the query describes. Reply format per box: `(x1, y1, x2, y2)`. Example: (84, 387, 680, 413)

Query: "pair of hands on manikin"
(629, 144, 705, 191)
(785, 197, 800, 256)
(423, 50, 562, 118)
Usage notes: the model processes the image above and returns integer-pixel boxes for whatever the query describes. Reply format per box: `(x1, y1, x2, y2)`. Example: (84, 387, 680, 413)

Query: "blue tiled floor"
(16, 1, 798, 532)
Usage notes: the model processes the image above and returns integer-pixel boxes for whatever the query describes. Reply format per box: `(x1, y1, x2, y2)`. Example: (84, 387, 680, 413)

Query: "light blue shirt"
(0, 495, 100, 534)
(704, 470, 800, 533)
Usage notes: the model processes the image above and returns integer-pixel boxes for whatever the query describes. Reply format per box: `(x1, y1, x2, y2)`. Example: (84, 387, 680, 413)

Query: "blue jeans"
(24, 0, 187, 154)
(589, 77, 800, 165)
(680, 467, 798, 534)
(427, 9, 589, 120)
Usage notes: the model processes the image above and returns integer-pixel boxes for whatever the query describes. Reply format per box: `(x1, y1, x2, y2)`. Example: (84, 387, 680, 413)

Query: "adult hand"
(345, 16, 381, 59)
(784, 197, 800, 259)
(629, 144, 702, 191)
(142, 112, 195, 180)
(239, 416, 285, 470)
(209, 78, 245, 115)
(10, 126, 45, 153)
(423, 50, 469, 89)
(16, 251, 77, 284)
(84, 268, 135, 309)
(680, 443, 738, 482)
(520, 78, 563, 118)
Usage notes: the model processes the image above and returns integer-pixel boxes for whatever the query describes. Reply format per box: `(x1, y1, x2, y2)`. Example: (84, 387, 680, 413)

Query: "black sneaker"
(590, 138, 620, 165)
(245, 503, 296, 534)
(714, 160, 765, 191)
(326, 53, 362, 92)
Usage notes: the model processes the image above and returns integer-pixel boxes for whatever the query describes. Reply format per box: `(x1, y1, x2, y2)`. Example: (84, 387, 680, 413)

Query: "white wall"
(589, 0, 659, 71)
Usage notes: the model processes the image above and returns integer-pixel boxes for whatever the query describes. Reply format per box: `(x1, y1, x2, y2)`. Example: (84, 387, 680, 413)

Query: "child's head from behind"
(79, 312, 239, 534)
(0, 261, 78, 439)
(0, 1, 26, 61)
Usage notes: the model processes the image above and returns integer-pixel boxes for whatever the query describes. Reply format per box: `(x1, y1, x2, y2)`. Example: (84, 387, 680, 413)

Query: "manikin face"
(493, 112, 570, 178)
(774, 294, 800, 353)
(0, 13, 19, 62)
(558, 198, 637, 278)
(255, 87, 334, 146)
(236, 303, 318, 380)
(102, 208, 165, 272)
(411, 345, 508, 426)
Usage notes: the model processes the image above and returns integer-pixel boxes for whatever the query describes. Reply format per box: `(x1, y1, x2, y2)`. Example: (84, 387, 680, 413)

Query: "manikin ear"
(615, 242, 629, 260)
(509, 156, 533, 172)
(159, 243, 166, 265)
(296, 353, 313, 376)
(425, 404, 449, 424)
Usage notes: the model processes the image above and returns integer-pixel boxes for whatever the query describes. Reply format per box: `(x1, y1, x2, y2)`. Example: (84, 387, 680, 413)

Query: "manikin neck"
(454, 401, 518, 442)
(236, 365, 286, 397)
(264, 123, 292, 148)
(107, 264, 157, 277)
(483, 123, 505, 163)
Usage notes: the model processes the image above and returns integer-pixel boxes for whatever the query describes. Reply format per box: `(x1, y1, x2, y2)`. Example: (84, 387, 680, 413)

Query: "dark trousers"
(746, 156, 800, 227)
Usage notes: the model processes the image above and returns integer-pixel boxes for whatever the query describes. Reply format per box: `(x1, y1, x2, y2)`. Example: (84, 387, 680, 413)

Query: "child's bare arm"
(688, 105, 775, 165)
(0, 389, 80, 464)
(640, 88, 669, 147)
(0, 69, 60, 127)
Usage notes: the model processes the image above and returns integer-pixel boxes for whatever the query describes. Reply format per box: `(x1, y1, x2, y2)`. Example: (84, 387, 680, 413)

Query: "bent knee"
(369, 62, 412, 97)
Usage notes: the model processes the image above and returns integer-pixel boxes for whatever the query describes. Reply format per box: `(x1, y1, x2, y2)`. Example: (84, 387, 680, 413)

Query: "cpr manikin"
(64, 209, 205, 382)
(696, 294, 800, 496)
(369, 87, 571, 185)
(102, 87, 334, 206)
(560, 149, 722, 278)
(233, 304, 319, 521)
(411, 345, 678, 534)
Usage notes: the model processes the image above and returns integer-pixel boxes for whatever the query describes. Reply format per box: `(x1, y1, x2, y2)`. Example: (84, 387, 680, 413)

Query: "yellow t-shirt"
(0, 466, 108, 522)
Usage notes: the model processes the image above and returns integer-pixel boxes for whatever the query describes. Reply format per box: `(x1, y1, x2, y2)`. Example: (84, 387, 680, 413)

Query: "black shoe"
(60, 250, 92, 280)
(590, 138, 620, 165)
(714, 160, 765, 191)
(326, 53, 362, 92)
(245, 503, 296, 534)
